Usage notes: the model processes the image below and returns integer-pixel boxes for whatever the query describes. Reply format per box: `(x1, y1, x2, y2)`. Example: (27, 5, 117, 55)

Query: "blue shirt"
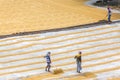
(45, 54, 51, 63)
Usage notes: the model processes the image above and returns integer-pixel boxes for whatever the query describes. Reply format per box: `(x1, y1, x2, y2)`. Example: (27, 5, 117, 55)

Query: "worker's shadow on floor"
(97, 20, 108, 24)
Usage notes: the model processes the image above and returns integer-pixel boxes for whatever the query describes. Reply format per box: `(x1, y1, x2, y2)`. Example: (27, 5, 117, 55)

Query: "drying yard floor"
(0, 0, 120, 80)
(0, 22, 120, 80)
(0, 0, 120, 36)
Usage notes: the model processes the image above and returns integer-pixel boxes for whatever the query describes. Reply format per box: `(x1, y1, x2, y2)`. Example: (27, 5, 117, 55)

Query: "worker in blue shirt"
(44, 52, 51, 72)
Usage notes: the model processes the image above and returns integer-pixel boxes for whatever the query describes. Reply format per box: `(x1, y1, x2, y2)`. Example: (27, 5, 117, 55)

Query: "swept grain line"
(0, 47, 119, 70)
(0, 56, 120, 76)
(0, 29, 119, 51)
(1, 41, 119, 63)
(0, 26, 117, 46)
(0, 35, 119, 57)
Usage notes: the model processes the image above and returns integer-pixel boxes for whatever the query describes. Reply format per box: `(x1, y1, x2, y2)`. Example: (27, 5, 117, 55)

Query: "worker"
(74, 51, 82, 73)
(44, 52, 51, 72)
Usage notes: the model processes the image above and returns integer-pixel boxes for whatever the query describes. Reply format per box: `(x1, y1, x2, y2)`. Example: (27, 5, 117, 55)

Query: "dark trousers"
(108, 15, 111, 22)
(76, 61, 82, 72)
(45, 62, 51, 71)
